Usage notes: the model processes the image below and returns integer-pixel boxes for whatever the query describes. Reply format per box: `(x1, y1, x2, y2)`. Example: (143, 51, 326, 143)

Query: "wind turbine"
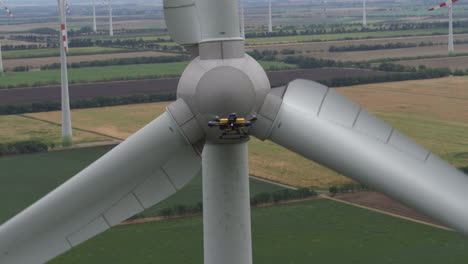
(65, 0, 71, 15)
(0, 0, 13, 18)
(268, 0, 272, 32)
(322, 0, 327, 16)
(362, 0, 367, 26)
(239, 0, 245, 37)
(108, 0, 113, 36)
(2, 0, 468, 264)
(92, 0, 97, 32)
(0, 0, 13, 75)
(428, 0, 459, 54)
(0, 42, 4, 75)
(58, 0, 73, 147)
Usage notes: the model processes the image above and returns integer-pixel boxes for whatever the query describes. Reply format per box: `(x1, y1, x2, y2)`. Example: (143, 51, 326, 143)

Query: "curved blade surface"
(0, 112, 201, 264)
(259, 79, 468, 235)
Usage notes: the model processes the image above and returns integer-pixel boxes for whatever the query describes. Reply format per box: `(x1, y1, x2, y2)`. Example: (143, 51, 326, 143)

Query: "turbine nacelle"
(164, 0, 243, 46)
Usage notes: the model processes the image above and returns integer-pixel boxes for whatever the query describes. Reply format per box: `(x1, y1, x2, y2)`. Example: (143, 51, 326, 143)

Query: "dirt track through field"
(0, 68, 388, 105)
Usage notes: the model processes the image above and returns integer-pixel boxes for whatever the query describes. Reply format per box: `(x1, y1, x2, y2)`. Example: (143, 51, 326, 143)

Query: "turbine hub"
(177, 54, 271, 142)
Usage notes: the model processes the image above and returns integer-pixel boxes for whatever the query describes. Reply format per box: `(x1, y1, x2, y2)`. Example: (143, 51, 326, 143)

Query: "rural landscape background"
(1, 0, 468, 263)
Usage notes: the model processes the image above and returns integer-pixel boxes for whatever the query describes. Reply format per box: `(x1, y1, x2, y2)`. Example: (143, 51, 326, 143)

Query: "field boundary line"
(119, 196, 322, 226)
(18, 114, 125, 141)
(249, 175, 298, 190)
(321, 195, 453, 232)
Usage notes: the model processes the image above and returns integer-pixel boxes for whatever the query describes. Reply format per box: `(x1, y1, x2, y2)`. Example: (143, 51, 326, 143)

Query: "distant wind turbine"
(65, 1, 71, 15)
(322, 0, 327, 16)
(362, 0, 367, 26)
(0, 0, 14, 18)
(428, 0, 459, 54)
(268, 0, 272, 32)
(239, 0, 245, 37)
(58, 0, 73, 146)
(0, 42, 4, 75)
(92, 0, 97, 32)
(109, 0, 113, 36)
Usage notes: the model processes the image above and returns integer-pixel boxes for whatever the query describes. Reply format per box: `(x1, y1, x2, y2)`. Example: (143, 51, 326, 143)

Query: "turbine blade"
(253, 79, 468, 235)
(0, 111, 202, 264)
(428, 0, 458, 11)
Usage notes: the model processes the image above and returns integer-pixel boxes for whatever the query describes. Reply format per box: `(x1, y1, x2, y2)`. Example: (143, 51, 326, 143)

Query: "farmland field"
(248, 34, 468, 52)
(0, 61, 296, 88)
(2, 51, 180, 70)
(47, 199, 468, 264)
(0, 146, 286, 224)
(2, 47, 130, 59)
(0, 68, 388, 105)
(246, 29, 468, 45)
(0, 115, 109, 145)
(278, 43, 468, 61)
(23, 76, 468, 187)
(396, 56, 468, 71)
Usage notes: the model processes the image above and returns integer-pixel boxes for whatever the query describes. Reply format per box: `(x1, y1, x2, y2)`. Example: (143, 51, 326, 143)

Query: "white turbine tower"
(428, 0, 458, 54)
(108, 0, 113, 36)
(0, 42, 4, 75)
(268, 0, 272, 32)
(3, 1, 468, 264)
(92, 0, 97, 32)
(322, 0, 327, 16)
(362, 0, 367, 26)
(58, 0, 73, 147)
(0, 0, 8, 75)
(239, 0, 245, 37)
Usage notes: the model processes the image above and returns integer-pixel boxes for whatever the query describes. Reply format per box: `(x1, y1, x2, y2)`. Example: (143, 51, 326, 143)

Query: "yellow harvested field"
(0, 115, 109, 145)
(26, 102, 171, 140)
(337, 76, 468, 123)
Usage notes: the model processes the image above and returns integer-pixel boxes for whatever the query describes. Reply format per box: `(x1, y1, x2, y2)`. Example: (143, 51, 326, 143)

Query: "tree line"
(328, 183, 369, 196)
(0, 93, 176, 115)
(130, 188, 317, 220)
(0, 140, 49, 156)
(40, 55, 190, 70)
(329, 42, 418, 52)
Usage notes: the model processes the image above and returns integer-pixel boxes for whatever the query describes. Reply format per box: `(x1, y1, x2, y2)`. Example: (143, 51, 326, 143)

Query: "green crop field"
(47, 198, 468, 264)
(2, 47, 130, 59)
(0, 146, 286, 224)
(0, 61, 297, 88)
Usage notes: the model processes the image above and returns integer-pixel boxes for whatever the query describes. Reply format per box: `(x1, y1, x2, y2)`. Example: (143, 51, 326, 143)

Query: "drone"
(208, 113, 257, 139)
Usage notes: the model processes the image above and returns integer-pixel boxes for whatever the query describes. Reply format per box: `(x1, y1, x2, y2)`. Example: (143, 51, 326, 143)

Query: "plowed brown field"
(0, 68, 388, 105)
